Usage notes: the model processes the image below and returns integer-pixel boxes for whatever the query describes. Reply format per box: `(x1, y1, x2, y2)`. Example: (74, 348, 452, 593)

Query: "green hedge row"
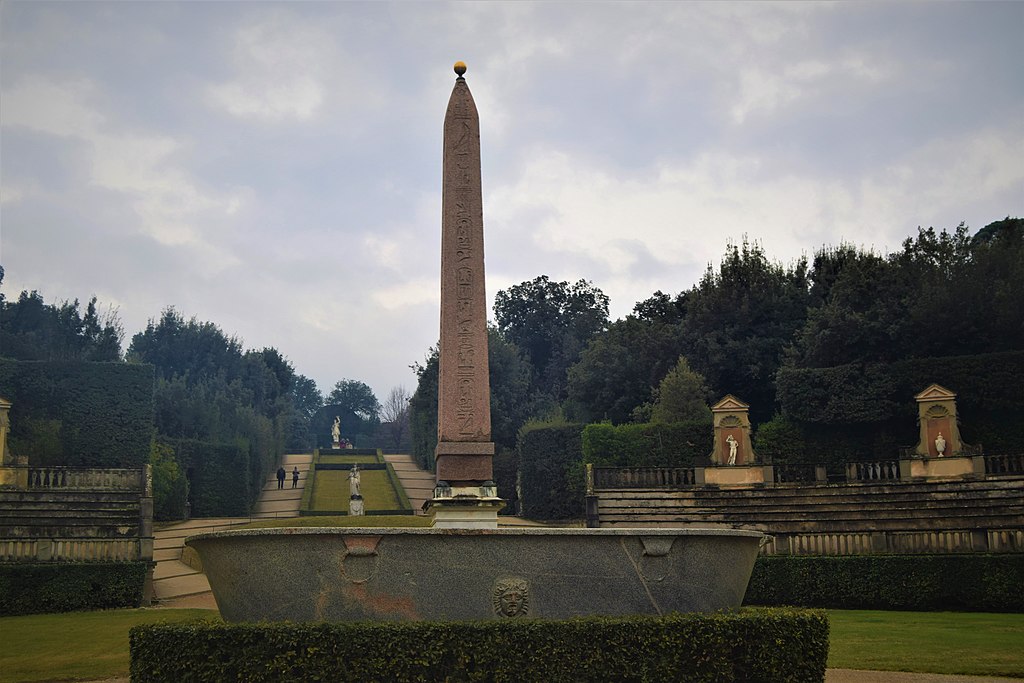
(517, 423, 586, 521)
(582, 420, 712, 467)
(168, 438, 252, 517)
(0, 562, 149, 616)
(744, 554, 1024, 612)
(777, 350, 1024, 454)
(0, 360, 154, 467)
(130, 608, 828, 683)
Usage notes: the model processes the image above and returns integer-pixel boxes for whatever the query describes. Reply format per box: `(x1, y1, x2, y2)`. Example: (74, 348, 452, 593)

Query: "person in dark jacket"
(276, 466, 286, 489)
(292, 467, 300, 489)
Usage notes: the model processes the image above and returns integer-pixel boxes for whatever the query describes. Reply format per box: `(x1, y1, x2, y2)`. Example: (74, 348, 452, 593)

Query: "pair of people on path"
(277, 466, 301, 489)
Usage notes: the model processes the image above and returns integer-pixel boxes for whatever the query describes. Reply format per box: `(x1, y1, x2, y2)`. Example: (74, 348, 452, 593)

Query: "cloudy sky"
(2, 2, 1022, 402)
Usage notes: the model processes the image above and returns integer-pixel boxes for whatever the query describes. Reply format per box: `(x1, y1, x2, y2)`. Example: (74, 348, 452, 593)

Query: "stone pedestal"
(699, 465, 773, 486)
(350, 496, 365, 516)
(903, 455, 975, 480)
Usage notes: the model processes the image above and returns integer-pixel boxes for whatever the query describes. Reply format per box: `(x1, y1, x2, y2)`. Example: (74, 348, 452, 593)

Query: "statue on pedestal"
(331, 416, 341, 447)
(348, 464, 361, 498)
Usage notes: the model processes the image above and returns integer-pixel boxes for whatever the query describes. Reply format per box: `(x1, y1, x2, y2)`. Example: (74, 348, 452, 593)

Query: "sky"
(2, 2, 1022, 403)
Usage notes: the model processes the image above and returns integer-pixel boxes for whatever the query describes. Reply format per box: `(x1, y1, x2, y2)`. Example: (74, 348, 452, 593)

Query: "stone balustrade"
(985, 453, 1024, 476)
(592, 466, 696, 489)
(847, 460, 900, 482)
(0, 537, 143, 562)
(26, 466, 145, 491)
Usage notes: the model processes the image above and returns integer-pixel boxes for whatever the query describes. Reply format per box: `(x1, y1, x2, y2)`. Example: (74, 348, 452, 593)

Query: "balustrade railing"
(774, 463, 818, 484)
(847, 460, 900, 482)
(592, 466, 696, 489)
(26, 467, 144, 491)
(984, 453, 1024, 476)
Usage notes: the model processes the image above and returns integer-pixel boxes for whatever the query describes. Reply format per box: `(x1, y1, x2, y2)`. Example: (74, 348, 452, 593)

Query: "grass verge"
(828, 609, 1024, 677)
(0, 608, 215, 683)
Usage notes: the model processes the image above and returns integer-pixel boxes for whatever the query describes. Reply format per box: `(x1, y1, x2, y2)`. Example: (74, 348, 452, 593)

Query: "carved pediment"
(924, 405, 950, 419)
(711, 395, 749, 412)
(720, 415, 742, 428)
(0, 396, 11, 409)
(915, 384, 956, 402)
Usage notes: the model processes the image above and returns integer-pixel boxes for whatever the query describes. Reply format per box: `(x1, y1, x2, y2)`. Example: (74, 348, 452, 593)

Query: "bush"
(582, 420, 712, 467)
(0, 360, 154, 467)
(150, 440, 188, 521)
(130, 608, 828, 683)
(0, 562, 149, 616)
(168, 438, 252, 517)
(744, 554, 1024, 612)
(777, 350, 1024, 455)
(517, 423, 585, 521)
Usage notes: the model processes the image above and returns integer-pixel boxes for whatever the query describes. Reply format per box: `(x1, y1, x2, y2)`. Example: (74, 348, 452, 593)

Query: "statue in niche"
(935, 433, 947, 457)
(332, 416, 341, 446)
(348, 464, 361, 498)
(726, 435, 738, 466)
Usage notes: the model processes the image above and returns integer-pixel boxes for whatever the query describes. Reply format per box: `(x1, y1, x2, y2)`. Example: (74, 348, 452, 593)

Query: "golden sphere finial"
(454, 61, 467, 77)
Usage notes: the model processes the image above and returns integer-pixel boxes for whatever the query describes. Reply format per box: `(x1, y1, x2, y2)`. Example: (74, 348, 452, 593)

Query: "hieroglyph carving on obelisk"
(435, 61, 494, 486)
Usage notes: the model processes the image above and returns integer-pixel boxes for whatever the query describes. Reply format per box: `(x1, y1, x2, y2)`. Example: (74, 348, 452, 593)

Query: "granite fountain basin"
(186, 527, 763, 622)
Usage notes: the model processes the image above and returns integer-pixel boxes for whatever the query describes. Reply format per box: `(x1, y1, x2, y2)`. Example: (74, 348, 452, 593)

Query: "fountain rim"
(185, 526, 764, 544)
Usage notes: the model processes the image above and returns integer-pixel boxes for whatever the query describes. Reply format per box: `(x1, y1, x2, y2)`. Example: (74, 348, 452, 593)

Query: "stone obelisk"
(428, 61, 503, 528)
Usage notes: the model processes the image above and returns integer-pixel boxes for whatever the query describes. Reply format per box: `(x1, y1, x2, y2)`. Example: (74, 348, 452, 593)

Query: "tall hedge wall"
(0, 360, 154, 467)
(776, 350, 1024, 455)
(168, 438, 253, 517)
(0, 562, 149, 616)
(130, 609, 828, 683)
(518, 423, 585, 521)
(582, 420, 713, 467)
(744, 554, 1024, 612)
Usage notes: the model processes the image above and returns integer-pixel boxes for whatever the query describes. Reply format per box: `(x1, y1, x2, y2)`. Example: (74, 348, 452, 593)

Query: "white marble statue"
(348, 464, 361, 498)
(935, 432, 947, 457)
(331, 416, 341, 445)
(726, 434, 738, 466)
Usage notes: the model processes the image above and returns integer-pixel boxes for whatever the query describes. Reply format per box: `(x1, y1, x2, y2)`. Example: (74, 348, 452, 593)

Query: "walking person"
(276, 466, 286, 490)
(292, 466, 300, 489)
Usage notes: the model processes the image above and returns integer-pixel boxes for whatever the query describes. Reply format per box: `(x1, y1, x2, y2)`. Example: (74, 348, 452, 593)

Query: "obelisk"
(428, 61, 503, 528)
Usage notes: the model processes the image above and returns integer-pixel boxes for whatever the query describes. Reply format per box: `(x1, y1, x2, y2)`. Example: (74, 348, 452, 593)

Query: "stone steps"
(596, 476, 1024, 535)
(384, 454, 433, 514)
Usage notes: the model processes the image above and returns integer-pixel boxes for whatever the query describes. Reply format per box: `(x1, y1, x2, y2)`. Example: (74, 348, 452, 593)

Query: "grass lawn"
(0, 608, 216, 683)
(311, 469, 401, 512)
(828, 609, 1024, 678)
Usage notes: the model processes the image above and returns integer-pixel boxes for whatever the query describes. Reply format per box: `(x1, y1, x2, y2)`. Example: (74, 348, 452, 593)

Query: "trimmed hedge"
(0, 360, 154, 467)
(517, 423, 585, 521)
(130, 608, 828, 683)
(777, 350, 1024, 455)
(744, 554, 1024, 612)
(582, 420, 713, 467)
(0, 562, 149, 616)
(169, 438, 252, 517)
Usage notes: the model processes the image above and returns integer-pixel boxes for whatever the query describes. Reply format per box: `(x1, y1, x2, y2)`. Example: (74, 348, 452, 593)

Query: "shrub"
(0, 562, 149, 616)
(776, 350, 1024, 455)
(744, 554, 1024, 612)
(150, 439, 188, 521)
(130, 608, 828, 683)
(517, 422, 585, 521)
(169, 438, 252, 517)
(582, 420, 712, 467)
(0, 360, 154, 467)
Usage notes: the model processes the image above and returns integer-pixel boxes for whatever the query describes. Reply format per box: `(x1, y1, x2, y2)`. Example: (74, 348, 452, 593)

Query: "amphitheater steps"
(595, 475, 1024, 534)
(383, 453, 433, 514)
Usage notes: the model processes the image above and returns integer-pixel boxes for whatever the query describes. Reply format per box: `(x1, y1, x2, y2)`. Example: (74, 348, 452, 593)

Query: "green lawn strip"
(238, 514, 432, 529)
(0, 608, 215, 683)
(827, 609, 1024, 678)
(311, 469, 400, 512)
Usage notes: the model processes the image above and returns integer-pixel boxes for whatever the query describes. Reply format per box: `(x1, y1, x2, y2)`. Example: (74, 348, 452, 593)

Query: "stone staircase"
(383, 453, 434, 514)
(152, 453, 312, 605)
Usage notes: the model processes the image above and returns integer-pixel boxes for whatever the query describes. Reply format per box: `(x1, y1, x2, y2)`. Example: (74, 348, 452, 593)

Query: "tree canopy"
(493, 276, 609, 400)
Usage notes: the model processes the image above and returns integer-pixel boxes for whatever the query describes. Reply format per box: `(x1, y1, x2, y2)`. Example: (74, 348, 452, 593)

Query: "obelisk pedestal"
(427, 61, 504, 528)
